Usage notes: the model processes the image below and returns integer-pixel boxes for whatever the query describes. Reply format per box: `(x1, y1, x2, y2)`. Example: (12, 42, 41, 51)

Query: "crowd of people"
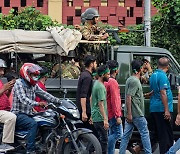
(76, 55, 180, 154)
(0, 6, 180, 154)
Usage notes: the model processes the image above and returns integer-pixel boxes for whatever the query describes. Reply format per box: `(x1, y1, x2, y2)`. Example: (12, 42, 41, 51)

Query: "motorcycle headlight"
(68, 109, 80, 119)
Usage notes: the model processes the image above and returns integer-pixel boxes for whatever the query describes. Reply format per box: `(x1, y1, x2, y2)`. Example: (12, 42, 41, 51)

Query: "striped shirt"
(11, 78, 61, 115)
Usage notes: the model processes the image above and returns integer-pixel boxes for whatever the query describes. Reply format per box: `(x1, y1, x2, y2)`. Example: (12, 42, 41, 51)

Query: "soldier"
(78, 8, 109, 64)
(51, 50, 80, 79)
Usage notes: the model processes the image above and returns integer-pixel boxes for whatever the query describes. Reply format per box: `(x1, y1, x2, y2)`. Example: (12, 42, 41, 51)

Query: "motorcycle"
(0, 91, 102, 154)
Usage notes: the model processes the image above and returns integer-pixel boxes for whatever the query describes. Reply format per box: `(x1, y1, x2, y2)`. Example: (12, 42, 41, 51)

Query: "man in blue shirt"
(150, 57, 173, 154)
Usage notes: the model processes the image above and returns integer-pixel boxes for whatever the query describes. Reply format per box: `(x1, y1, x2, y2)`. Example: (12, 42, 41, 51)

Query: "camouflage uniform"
(78, 23, 107, 64)
(51, 61, 80, 79)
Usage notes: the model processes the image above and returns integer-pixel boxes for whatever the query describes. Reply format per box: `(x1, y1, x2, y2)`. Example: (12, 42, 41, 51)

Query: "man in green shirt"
(91, 64, 110, 154)
(119, 60, 152, 154)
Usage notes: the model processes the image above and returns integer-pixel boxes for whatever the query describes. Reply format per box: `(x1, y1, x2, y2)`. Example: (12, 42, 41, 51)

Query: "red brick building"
(0, 0, 48, 15)
(0, 0, 157, 27)
(62, 0, 157, 26)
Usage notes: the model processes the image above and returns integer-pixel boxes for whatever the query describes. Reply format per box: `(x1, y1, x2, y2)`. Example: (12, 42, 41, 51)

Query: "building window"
(136, 17, 142, 24)
(75, 7, 81, 16)
(21, 0, 26, 7)
(136, 0, 142, 7)
(0, 7, 2, 13)
(118, 0, 125, 7)
(67, 0, 73, 7)
(4, 0, 10, 7)
(84, 0, 90, 7)
(67, 16, 73, 25)
(127, 7, 134, 17)
(119, 17, 125, 26)
(101, 0, 107, 6)
(37, 0, 43, 7)
(12, 7, 18, 15)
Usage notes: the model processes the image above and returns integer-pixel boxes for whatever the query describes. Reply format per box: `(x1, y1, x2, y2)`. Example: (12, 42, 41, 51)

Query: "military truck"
(0, 29, 180, 152)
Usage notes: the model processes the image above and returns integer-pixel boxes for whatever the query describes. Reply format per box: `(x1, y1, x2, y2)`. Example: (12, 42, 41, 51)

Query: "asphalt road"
(115, 145, 180, 154)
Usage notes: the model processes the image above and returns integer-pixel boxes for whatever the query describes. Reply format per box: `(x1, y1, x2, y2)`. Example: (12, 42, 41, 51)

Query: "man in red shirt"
(104, 60, 123, 154)
(0, 59, 16, 152)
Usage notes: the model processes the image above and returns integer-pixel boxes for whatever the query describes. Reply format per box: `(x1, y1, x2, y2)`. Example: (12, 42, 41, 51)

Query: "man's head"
(131, 60, 144, 76)
(38, 66, 49, 81)
(97, 65, 110, 82)
(158, 57, 170, 72)
(84, 55, 97, 70)
(84, 8, 99, 25)
(107, 60, 119, 75)
(142, 58, 150, 73)
(0, 59, 7, 77)
(20, 63, 42, 86)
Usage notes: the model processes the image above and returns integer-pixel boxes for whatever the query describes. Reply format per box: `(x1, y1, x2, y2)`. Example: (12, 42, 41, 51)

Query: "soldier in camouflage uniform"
(78, 8, 109, 65)
(51, 51, 80, 79)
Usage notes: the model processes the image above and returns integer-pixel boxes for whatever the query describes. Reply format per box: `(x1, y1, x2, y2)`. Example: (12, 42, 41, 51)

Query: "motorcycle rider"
(0, 59, 16, 152)
(11, 63, 62, 154)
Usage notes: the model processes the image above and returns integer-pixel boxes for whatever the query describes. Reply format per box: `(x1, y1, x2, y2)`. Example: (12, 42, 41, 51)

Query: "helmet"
(84, 8, 99, 20)
(68, 50, 76, 58)
(81, 12, 86, 24)
(0, 59, 7, 68)
(20, 63, 42, 86)
(38, 66, 49, 79)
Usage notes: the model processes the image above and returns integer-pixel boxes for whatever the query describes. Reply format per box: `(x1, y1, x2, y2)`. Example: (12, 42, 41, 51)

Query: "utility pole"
(144, 0, 151, 47)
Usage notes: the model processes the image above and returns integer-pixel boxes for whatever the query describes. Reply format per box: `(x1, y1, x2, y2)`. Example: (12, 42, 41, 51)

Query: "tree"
(0, 7, 60, 30)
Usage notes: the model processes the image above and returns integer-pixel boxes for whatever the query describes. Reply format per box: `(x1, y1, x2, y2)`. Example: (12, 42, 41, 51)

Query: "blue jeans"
(167, 138, 180, 154)
(108, 117, 123, 154)
(119, 116, 152, 154)
(15, 113, 38, 152)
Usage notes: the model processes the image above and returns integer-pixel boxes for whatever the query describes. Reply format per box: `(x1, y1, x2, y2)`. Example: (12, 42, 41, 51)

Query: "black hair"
(84, 55, 96, 67)
(142, 58, 149, 63)
(131, 60, 143, 73)
(97, 64, 108, 77)
(39, 66, 49, 78)
(107, 60, 119, 74)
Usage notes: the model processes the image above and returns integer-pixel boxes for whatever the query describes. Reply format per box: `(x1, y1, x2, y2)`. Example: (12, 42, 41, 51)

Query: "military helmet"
(84, 8, 99, 20)
(81, 12, 86, 24)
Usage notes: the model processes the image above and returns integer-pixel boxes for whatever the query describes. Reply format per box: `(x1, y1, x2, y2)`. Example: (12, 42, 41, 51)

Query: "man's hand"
(38, 101, 47, 107)
(175, 114, 180, 126)
(126, 114, 132, 123)
(89, 116, 93, 125)
(103, 119, 109, 130)
(101, 33, 109, 40)
(82, 112, 88, 122)
(164, 110, 171, 121)
(3, 80, 15, 91)
(116, 117, 122, 125)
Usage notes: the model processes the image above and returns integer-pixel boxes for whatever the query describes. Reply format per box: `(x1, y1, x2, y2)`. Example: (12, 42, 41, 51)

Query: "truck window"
(133, 54, 179, 84)
(115, 53, 131, 85)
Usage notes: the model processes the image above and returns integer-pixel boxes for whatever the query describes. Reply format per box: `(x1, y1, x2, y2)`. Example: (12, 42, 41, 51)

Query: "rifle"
(106, 28, 145, 44)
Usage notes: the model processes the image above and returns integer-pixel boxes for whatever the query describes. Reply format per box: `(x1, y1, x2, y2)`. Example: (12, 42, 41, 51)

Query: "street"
(115, 145, 180, 154)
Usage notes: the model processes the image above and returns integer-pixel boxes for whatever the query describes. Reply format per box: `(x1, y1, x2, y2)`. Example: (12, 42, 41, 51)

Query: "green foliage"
(115, 0, 180, 63)
(0, 7, 59, 30)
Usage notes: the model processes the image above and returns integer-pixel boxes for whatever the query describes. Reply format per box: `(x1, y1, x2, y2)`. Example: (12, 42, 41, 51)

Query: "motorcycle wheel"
(62, 133, 102, 154)
(46, 137, 56, 154)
